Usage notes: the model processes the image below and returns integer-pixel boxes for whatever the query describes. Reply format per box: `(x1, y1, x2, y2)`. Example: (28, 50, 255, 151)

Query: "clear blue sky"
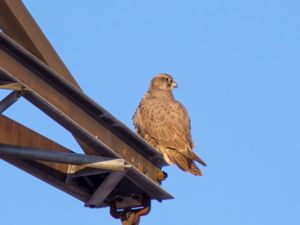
(1, 1, 300, 225)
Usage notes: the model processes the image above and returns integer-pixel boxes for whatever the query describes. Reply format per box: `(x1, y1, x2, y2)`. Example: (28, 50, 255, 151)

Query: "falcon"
(133, 73, 206, 176)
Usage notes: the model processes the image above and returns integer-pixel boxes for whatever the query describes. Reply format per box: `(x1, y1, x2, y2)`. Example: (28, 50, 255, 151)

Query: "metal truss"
(0, 1, 173, 224)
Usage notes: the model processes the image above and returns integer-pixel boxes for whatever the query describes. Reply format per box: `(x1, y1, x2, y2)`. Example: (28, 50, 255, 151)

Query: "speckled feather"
(133, 74, 206, 176)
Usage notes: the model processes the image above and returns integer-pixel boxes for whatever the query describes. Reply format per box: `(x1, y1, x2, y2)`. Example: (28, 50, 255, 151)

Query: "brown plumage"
(133, 73, 206, 176)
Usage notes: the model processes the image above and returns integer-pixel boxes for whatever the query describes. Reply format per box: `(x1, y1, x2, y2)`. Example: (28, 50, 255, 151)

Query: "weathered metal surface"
(0, 0, 105, 169)
(0, 3, 166, 168)
(0, 33, 172, 201)
(85, 171, 126, 208)
(0, 82, 23, 90)
(0, 115, 91, 201)
(0, 144, 129, 172)
(0, 115, 72, 173)
(0, 2, 173, 218)
(0, 90, 21, 113)
(0, 115, 172, 205)
(0, 32, 166, 182)
(0, 0, 80, 88)
(0, 73, 15, 85)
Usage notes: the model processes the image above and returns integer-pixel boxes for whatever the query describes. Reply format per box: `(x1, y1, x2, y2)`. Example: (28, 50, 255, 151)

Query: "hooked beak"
(171, 82, 178, 88)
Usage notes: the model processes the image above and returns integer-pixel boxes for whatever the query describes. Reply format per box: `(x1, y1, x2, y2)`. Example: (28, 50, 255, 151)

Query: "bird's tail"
(166, 150, 202, 176)
(190, 151, 207, 166)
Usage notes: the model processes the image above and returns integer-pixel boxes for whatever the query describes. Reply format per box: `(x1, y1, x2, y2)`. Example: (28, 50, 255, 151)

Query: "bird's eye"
(167, 78, 171, 83)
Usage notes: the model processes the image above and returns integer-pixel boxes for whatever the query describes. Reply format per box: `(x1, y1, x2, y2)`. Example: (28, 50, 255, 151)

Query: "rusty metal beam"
(0, 115, 72, 167)
(0, 33, 172, 201)
(0, 0, 100, 165)
(0, 115, 164, 206)
(0, 0, 80, 88)
(0, 90, 21, 113)
(85, 171, 126, 208)
(0, 73, 15, 85)
(0, 115, 91, 201)
(0, 115, 171, 206)
(0, 0, 162, 178)
(0, 32, 165, 181)
(0, 2, 173, 216)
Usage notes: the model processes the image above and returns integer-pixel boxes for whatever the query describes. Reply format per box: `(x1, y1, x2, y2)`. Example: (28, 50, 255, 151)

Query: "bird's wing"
(134, 96, 206, 167)
(138, 98, 191, 152)
(133, 100, 143, 133)
(133, 96, 152, 140)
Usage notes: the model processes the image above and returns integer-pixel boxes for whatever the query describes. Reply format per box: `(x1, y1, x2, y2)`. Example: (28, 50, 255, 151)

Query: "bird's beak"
(171, 82, 178, 88)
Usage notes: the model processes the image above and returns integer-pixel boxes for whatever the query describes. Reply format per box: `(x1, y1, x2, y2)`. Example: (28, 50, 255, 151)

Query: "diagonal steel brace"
(0, 90, 22, 114)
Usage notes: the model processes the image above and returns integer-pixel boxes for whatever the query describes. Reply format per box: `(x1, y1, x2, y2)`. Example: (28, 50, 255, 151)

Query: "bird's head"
(150, 73, 177, 92)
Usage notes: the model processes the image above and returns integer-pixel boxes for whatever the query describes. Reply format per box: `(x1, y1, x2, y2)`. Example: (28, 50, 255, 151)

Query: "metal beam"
(0, 0, 80, 88)
(0, 73, 16, 86)
(0, 1, 173, 210)
(0, 0, 102, 169)
(0, 32, 166, 183)
(0, 36, 172, 203)
(0, 116, 157, 207)
(0, 115, 91, 201)
(0, 144, 129, 172)
(0, 90, 21, 113)
(3, 157, 92, 202)
(85, 171, 126, 208)
(0, 116, 168, 206)
(0, 115, 72, 173)
(0, 1, 167, 177)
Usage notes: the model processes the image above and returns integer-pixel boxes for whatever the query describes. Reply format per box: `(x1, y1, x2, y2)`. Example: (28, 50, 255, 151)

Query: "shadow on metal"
(0, 1, 173, 224)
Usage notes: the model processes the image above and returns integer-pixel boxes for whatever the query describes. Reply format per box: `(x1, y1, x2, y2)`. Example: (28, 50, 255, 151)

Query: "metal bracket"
(85, 171, 127, 208)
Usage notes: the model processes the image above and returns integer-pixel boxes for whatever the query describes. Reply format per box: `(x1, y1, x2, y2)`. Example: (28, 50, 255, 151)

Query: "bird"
(133, 73, 206, 176)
